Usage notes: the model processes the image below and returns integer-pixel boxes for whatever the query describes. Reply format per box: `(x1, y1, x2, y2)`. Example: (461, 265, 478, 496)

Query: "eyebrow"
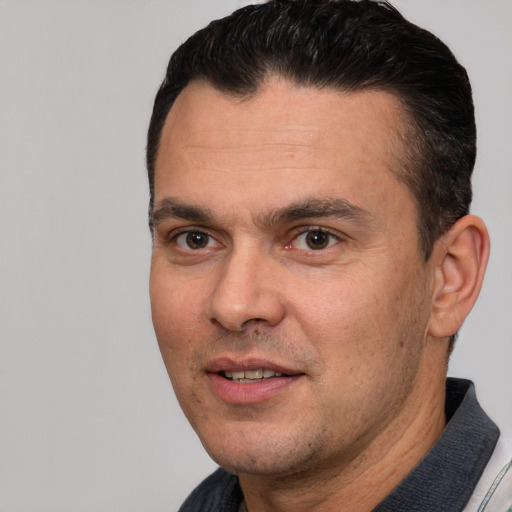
(150, 198, 212, 230)
(150, 196, 372, 231)
(258, 198, 373, 228)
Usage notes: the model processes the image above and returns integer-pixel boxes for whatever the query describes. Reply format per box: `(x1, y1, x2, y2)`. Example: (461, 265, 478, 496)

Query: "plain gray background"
(0, 1, 510, 510)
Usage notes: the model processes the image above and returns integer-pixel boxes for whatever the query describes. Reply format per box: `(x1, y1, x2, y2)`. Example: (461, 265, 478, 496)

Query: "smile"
(206, 359, 304, 404)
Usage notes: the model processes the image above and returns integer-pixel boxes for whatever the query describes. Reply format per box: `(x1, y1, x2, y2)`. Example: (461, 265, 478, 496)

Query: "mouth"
(206, 359, 304, 404)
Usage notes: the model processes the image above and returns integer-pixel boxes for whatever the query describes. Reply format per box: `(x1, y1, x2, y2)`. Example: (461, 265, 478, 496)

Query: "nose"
(208, 247, 286, 332)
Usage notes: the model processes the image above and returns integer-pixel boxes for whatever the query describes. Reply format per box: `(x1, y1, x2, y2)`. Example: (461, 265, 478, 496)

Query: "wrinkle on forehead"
(176, 127, 320, 174)
(183, 126, 316, 147)
(161, 81, 400, 151)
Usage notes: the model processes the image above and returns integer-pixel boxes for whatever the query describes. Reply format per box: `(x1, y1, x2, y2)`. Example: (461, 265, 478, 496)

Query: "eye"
(292, 229, 339, 250)
(175, 231, 217, 250)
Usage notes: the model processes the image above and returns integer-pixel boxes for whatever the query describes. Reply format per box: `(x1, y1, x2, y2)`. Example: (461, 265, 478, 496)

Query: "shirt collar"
(374, 378, 500, 511)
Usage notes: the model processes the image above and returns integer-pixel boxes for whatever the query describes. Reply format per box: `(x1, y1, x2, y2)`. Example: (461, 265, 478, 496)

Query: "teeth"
(222, 369, 285, 381)
(245, 369, 262, 379)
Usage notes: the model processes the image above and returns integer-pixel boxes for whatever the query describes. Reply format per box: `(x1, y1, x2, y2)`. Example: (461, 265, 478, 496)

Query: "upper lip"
(205, 356, 304, 376)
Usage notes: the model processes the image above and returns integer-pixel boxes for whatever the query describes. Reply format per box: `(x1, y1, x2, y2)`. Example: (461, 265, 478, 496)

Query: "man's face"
(150, 80, 438, 478)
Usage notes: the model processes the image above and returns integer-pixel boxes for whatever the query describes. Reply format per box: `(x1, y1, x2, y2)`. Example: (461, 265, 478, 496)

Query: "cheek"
(292, 270, 427, 433)
(149, 265, 202, 359)
(151, 251, 210, 315)
(291, 270, 383, 343)
(290, 264, 423, 375)
(150, 269, 204, 410)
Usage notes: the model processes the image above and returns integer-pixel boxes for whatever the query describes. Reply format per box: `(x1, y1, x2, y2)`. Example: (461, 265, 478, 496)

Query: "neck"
(239, 365, 447, 512)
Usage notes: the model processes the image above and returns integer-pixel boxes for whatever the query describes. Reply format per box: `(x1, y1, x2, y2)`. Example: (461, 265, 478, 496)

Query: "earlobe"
(428, 215, 490, 339)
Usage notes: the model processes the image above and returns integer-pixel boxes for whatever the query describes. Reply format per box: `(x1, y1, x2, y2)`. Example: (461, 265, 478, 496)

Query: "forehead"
(156, 80, 405, 172)
(153, 80, 412, 222)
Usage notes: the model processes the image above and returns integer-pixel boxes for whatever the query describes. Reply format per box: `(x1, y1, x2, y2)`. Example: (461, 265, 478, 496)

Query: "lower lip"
(207, 373, 303, 404)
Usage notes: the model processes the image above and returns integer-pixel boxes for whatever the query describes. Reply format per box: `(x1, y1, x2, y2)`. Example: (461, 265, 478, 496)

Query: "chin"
(199, 424, 324, 477)
(214, 454, 309, 477)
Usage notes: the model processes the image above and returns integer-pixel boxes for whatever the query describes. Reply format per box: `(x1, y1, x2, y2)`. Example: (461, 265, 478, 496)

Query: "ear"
(428, 215, 490, 338)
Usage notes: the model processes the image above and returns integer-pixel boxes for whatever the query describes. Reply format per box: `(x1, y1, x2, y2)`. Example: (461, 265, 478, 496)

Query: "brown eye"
(186, 232, 209, 249)
(305, 230, 330, 250)
(175, 231, 214, 250)
(292, 229, 339, 251)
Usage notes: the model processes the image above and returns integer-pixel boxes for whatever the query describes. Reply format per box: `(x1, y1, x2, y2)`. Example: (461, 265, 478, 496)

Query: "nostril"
(241, 318, 266, 334)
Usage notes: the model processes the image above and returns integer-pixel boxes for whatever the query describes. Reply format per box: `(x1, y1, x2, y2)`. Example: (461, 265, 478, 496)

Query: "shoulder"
(463, 436, 512, 512)
(178, 468, 243, 512)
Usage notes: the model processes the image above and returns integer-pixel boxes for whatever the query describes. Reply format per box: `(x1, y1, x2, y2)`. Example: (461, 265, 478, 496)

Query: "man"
(146, 1, 511, 510)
